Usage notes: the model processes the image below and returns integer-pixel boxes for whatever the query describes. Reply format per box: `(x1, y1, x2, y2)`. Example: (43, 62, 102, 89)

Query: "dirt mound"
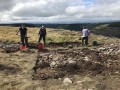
(28, 42, 81, 49)
(0, 41, 81, 53)
(0, 41, 20, 53)
(32, 47, 120, 80)
(48, 42, 81, 47)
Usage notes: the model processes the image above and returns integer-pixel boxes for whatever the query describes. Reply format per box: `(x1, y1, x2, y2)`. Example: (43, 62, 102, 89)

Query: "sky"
(0, 0, 120, 23)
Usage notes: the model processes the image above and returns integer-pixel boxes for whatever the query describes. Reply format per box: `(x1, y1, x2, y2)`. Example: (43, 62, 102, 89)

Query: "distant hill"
(0, 23, 100, 31)
(108, 22, 120, 27)
(0, 21, 119, 31)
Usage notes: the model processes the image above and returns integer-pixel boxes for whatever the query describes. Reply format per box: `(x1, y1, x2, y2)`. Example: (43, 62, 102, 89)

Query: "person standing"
(38, 26, 46, 47)
(81, 26, 90, 46)
(16, 24, 29, 47)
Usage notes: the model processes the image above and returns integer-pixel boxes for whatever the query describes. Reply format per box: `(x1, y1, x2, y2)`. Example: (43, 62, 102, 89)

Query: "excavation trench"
(32, 48, 120, 80)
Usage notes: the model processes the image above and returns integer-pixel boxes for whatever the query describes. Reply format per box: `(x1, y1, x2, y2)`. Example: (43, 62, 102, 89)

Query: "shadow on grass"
(0, 64, 21, 74)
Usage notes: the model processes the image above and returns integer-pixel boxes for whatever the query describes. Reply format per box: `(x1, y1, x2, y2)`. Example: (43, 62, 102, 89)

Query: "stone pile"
(33, 46, 120, 80)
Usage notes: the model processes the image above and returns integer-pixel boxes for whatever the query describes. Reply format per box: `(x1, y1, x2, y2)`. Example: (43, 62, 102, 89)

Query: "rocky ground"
(0, 41, 120, 90)
(33, 46, 120, 80)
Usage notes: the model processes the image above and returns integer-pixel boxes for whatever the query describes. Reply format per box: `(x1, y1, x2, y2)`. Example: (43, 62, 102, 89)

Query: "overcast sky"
(0, 0, 120, 23)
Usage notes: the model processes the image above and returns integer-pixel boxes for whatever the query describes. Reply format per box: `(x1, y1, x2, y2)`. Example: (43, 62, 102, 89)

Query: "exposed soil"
(0, 41, 120, 90)
(32, 48, 120, 80)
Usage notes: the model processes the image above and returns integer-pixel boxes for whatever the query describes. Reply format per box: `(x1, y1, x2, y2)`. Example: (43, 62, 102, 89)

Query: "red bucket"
(38, 43, 44, 50)
(20, 45, 27, 49)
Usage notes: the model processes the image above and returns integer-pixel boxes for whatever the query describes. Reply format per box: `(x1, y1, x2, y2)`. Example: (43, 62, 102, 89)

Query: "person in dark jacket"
(16, 24, 29, 47)
(38, 26, 46, 46)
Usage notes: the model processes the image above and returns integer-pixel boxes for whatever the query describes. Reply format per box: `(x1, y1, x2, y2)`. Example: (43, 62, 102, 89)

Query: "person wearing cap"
(38, 26, 46, 46)
(81, 26, 90, 46)
(16, 24, 29, 47)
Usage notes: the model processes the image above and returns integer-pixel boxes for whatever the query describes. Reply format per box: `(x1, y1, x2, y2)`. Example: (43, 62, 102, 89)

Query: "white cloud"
(0, 0, 120, 23)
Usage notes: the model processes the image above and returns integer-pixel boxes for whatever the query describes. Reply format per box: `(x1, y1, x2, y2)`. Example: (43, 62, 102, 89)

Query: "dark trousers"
(82, 36, 88, 46)
(21, 35, 29, 47)
(38, 35, 46, 45)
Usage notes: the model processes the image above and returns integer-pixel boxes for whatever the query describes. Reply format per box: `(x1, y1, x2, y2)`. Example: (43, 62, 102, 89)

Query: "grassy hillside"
(0, 26, 119, 45)
(0, 26, 80, 43)
(92, 24, 120, 38)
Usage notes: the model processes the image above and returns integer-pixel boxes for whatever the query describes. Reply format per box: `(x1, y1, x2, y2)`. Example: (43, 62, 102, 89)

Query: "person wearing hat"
(16, 24, 29, 47)
(38, 25, 46, 47)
